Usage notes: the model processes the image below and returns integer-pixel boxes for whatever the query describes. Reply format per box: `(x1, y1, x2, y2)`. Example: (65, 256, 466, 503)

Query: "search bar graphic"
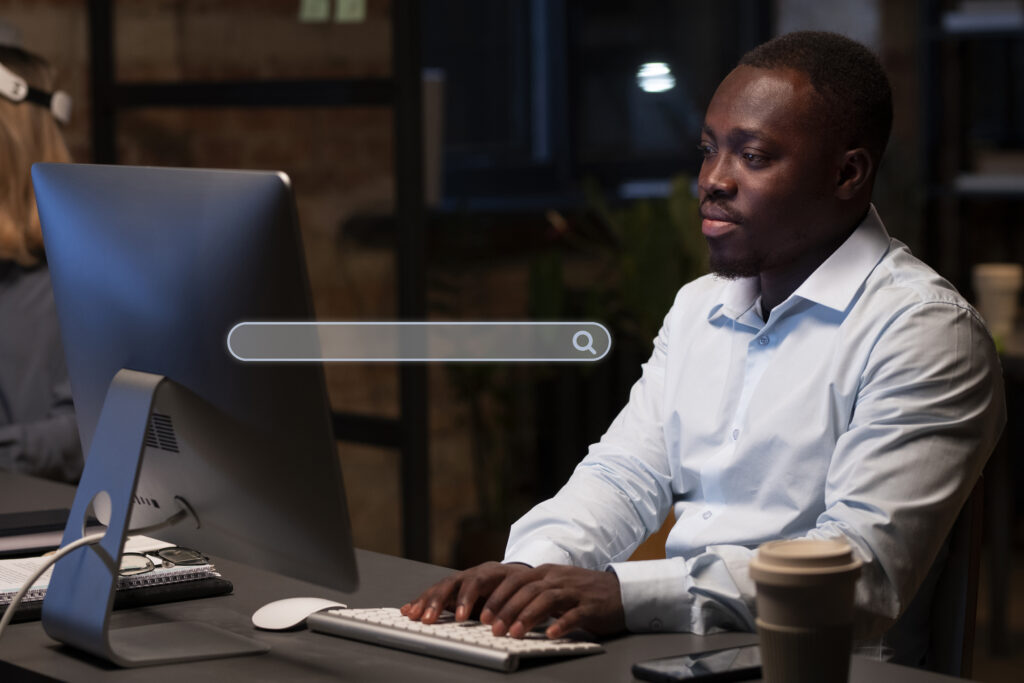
(227, 322, 612, 362)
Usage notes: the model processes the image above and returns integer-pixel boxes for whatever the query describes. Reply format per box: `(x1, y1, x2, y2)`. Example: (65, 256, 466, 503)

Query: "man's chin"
(709, 254, 760, 280)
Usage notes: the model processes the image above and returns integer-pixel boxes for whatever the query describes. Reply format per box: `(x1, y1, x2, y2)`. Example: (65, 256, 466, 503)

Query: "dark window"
(423, 0, 770, 203)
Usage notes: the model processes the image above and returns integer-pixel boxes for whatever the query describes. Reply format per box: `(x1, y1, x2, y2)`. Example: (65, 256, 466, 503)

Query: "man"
(402, 31, 1005, 662)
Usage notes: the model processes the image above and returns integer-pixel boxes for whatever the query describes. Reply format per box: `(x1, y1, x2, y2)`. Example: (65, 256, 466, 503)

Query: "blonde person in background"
(0, 45, 80, 482)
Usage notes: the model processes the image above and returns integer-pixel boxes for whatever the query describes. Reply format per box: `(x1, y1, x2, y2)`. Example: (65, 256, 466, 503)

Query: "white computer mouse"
(251, 597, 348, 630)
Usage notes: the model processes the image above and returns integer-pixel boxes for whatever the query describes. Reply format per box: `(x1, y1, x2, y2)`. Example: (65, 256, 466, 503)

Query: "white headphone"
(0, 60, 71, 124)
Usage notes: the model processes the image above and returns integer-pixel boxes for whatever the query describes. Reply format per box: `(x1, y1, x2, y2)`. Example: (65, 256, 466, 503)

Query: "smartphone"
(632, 644, 762, 682)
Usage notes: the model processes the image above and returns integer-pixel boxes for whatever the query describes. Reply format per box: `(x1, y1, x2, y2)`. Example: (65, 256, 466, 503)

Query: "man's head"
(698, 31, 892, 282)
(740, 31, 893, 168)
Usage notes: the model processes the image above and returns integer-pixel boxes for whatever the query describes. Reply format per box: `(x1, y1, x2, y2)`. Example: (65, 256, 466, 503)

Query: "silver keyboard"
(307, 607, 604, 672)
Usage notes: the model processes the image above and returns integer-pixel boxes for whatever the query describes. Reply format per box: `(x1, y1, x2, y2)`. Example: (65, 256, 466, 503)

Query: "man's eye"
(742, 151, 768, 165)
(697, 143, 715, 158)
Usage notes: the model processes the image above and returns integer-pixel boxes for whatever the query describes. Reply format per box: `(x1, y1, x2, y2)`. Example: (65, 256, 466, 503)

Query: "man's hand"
(401, 562, 625, 640)
(401, 561, 529, 625)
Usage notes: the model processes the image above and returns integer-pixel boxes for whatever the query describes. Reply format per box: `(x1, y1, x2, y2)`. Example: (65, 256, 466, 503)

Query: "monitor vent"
(145, 413, 180, 453)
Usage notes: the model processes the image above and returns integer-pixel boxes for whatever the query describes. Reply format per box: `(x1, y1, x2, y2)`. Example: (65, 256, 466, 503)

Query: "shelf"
(954, 172, 1024, 196)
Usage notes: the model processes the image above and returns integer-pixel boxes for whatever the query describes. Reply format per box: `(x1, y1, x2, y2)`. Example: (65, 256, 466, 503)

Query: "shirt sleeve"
(504, 303, 677, 570)
(806, 301, 1004, 636)
(610, 545, 758, 634)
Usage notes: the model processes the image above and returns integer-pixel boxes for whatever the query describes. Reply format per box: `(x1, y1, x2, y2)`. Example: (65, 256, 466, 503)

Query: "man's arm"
(403, 296, 681, 637)
(805, 300, 1003, 634)
(612, 299, 1004, 637)
(502, 307, 676, 569)
(406, 296, 1003, 640)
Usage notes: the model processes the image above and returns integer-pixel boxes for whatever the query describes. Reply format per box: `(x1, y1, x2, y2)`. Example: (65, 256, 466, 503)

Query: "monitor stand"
(40, 369, 268, 667)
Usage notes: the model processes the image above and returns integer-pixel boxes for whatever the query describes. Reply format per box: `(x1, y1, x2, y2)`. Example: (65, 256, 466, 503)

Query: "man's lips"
(700, 206, 741, 237)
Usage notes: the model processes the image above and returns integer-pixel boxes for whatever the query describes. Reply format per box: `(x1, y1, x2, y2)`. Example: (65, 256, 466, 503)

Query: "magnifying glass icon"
(573, 330, 597, 355)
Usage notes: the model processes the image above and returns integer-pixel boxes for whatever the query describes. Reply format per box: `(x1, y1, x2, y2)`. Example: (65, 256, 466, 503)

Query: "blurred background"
(1, 0, 1021, 677)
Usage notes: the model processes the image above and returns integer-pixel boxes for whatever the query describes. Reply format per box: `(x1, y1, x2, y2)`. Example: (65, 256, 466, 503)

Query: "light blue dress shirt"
(504, 207, 1004, 647)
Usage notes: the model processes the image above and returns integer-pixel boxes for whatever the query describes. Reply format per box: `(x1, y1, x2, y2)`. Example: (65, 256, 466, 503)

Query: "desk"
(0, 472, 961, 682)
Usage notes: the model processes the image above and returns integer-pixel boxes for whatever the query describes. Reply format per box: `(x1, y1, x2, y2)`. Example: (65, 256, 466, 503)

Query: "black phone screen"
(632, 645, 762, 682)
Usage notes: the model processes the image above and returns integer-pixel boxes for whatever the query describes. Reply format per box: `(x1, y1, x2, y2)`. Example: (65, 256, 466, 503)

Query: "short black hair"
(739, 31, 893, 165)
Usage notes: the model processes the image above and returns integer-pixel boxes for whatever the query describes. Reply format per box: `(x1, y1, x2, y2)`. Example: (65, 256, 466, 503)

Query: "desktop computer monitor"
(31, 163, 359, 665)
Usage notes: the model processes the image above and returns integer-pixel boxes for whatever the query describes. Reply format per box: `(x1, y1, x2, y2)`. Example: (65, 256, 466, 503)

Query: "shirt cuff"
(609, 557, 691, 632)
(503, 538, 572, 568)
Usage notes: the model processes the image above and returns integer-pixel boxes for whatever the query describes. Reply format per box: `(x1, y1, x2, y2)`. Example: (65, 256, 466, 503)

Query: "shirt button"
(731, 428, 739, 440)
(758, 335, 770, 345)
(649, 618, 663, 631)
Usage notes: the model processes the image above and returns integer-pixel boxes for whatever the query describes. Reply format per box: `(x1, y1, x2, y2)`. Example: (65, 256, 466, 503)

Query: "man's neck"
(758, 209, 867, 320)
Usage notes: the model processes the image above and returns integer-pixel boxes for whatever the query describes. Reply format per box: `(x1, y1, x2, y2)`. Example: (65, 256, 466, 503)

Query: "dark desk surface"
(0, 472, 960, 682)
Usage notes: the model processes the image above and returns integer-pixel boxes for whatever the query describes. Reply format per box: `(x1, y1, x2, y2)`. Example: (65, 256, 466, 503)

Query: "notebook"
(0, 535, 233, 623)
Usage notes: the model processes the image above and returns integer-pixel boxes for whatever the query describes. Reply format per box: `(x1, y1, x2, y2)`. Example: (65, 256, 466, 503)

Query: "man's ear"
(835, 147, 873, 200)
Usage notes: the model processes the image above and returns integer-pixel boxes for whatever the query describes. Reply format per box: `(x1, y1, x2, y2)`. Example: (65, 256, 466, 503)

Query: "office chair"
(923, 479, 984, 678)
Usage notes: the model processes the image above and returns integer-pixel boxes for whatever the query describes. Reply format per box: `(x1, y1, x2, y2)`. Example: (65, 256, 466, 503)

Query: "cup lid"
(749, 539, 862, 584)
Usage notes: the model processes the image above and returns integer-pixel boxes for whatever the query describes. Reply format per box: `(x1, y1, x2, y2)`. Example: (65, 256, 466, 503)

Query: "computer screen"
(32, 163, 358, 593)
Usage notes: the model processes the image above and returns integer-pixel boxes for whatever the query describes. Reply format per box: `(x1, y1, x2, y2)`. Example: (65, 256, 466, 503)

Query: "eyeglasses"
(118, 546, 209, 576)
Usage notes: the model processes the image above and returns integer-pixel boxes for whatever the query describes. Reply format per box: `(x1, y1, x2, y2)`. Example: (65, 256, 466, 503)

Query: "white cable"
(0, 531, 106, 642)
(0, 500, 196, 643)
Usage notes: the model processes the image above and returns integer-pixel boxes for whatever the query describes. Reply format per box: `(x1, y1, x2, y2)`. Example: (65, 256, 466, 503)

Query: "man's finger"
(454, 567, 499, 621)
(479, 566, 542, 625)
(545, 605, 585, 639)
(453, 591, 473, 622)
(507, 589, 574, 638)
(421, 590, 455, 623)
(400, 598, 425, 620)
(490, 579, 548, 636)
(404, 575, 460, 623)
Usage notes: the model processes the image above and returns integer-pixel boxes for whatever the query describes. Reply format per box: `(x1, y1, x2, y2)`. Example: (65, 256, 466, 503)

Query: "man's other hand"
(401, 562, 625, 640)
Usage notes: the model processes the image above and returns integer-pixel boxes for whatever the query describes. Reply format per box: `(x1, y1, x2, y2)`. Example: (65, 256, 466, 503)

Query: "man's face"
(698, 66, 842, 279)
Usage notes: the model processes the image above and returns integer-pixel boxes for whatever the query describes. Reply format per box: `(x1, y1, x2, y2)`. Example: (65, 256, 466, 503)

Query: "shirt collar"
(707, 204, 892, 322)
(709, 275, 760, 322)
(790, 204, 891, 313)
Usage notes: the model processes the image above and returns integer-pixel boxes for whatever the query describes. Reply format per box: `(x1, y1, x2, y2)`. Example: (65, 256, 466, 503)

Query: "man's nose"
(698, 155, 737, 198)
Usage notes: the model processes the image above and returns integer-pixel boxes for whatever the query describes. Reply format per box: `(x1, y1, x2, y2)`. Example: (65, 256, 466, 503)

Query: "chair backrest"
(924, 479, 983, 678)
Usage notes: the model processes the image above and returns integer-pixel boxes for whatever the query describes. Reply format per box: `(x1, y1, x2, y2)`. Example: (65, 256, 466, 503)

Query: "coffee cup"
(749, 538, 862, 683)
